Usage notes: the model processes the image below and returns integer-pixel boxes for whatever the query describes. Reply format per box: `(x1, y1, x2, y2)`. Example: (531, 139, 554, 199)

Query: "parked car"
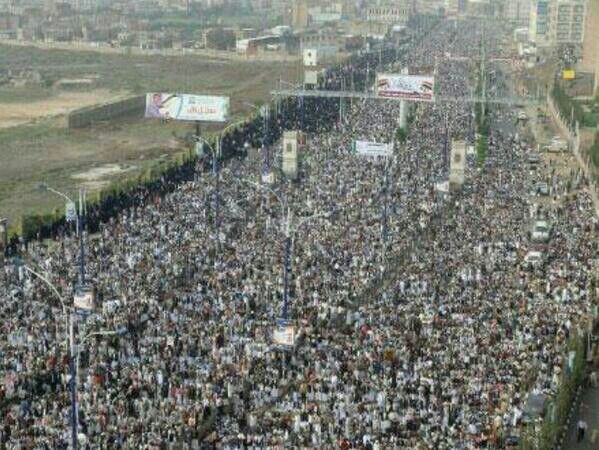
(524, 250, 545, 269)
(531, 220, 551, 242)
(527, 153, 541, 166)
(545, 136, 568, 153)
(529, 181, 549, 196)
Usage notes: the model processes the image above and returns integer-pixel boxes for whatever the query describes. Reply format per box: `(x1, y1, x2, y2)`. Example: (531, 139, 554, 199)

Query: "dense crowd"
(1, 19, 597, 450)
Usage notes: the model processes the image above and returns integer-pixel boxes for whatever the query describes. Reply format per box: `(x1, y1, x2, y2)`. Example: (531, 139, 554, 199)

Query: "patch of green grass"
(591, 139, 599, 170)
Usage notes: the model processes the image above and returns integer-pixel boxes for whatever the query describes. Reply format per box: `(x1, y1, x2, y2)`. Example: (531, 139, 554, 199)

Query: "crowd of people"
(0, 18, 597, 450)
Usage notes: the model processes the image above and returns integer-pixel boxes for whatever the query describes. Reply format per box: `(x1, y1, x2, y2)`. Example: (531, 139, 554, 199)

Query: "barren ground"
(0, 44, 300, 228)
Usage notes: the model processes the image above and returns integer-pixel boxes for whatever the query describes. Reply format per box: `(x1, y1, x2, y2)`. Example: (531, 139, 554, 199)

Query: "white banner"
(65, 201, 77, 222)
(353, 140, 393, 158)
(145, 93, 229, 122)
(375, 74, 435, 101)
(74, 288, 94, 311)
(273, 321, 296, 346)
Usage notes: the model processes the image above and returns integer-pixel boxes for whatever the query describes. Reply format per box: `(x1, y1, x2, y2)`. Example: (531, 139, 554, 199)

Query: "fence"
(519, 308, 598, 450)
(547, 92, 599, 218)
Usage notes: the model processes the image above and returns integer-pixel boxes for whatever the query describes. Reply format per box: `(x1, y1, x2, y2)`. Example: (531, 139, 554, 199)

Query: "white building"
(549, 0, 586, 45)
(367, 1, 413, 24)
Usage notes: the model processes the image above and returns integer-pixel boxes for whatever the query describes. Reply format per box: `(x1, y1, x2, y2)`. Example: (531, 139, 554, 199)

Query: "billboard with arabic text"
(375, 74, 435, 101)
(145, 93, 229, 122)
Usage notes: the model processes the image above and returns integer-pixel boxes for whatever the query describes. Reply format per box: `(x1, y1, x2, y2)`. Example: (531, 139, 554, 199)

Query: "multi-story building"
(292, 0, 310, 29)
(529, 0, 551, 46)
(366, 2, 413, 25)
(529, 0, 587, 47)
(549, 0, 586, 45)
(579, 0, 598, 93)
(504, 0, 531, 25)
(415, 0, 443, 15)
(444, 0, 459, 16)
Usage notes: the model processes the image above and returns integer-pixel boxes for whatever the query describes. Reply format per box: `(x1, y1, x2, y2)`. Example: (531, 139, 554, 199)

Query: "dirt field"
(0, 44, 300, 228)
(0, 89, 128, 128)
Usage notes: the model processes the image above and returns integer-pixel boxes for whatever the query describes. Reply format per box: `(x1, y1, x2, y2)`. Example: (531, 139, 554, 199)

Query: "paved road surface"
(564, 383, 599, 449)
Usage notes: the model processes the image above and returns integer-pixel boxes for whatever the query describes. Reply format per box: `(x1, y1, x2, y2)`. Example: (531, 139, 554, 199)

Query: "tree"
(205, 28, 236, 50)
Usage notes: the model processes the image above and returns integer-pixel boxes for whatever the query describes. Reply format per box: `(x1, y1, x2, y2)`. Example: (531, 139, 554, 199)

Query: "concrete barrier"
(67, 95, 145, 128)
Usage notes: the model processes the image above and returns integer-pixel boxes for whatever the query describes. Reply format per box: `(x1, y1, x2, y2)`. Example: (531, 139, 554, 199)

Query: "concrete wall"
(67, 95, 145, 128)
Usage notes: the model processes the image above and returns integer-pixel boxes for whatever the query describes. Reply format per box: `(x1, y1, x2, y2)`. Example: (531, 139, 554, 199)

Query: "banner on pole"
(272, 319, 296, 346)
(65, 201, 77, 222)
(145, 93, 229, 122)
(74, 286, 95, 311)
(352, 140, 393, 157)
(375, 74, 435, 101)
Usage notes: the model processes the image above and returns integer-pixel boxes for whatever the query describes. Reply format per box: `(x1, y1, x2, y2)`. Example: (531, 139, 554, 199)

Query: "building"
(292, 0, 310, 29)
(529, 0, 587, 47)
(529, 0, 551, 46)
(579, 0, 599, 93)
(444, 0, 459, 16)
(415, 0, 443, 15)
(367, 0, 414, 25)
(580, 0, 598, 70)
(549, 0, 586, 45)
(504, 0, 530, 25)
(465, 0, 493, 17)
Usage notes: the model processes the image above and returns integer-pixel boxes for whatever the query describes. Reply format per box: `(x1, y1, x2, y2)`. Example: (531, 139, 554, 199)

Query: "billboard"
(304, 70, 320, 86)
(273, 320, 296, 346)
(449, 139, 466, 189)
(65, 201, 77, 222)
(375, 74, 435, 101)
(145, 93, 229, 122)
(352, 140, 393, 158)
(74, 287, 95, 311)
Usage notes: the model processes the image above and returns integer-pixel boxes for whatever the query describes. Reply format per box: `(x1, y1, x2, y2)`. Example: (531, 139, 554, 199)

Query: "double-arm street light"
(38, 183, 87, 285)
(243, 179, 334, 319)
(195, 119, 247, 233)
(242, 102, 271, 172)
(20, 262, 124, 450)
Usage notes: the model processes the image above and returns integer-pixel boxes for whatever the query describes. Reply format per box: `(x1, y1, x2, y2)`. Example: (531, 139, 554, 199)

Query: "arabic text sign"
(273, 323, 296, 346)
(376, 74, 435, 101)
(145, 93, 229, 122)
(353, 140, 393, 158)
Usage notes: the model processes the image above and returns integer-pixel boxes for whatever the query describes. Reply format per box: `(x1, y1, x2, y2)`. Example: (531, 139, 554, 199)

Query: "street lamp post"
(283, 209, 333, 319)
(243, 179, 334, 319)
(196, 119, 247, 238)
(20, 264, 77, 449)
(76, 328, 126, 391)
(38, 183, 86, 285)
(21, 263, 125, 450)
(242, 102, 271, 176)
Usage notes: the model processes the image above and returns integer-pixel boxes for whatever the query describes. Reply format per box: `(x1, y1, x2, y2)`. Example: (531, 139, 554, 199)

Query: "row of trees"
(552, 82, 598, 129)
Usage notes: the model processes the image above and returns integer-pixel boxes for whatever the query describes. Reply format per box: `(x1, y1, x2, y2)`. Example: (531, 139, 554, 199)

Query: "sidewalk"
(563, 382, 599, 449)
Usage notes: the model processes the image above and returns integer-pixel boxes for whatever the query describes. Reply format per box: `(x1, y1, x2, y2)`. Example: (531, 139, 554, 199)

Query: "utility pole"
(481, 22, 487, 119)
(69, 315, 78, 450)
(77, 189, 85, 285)
(282, 208, 291, 320)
